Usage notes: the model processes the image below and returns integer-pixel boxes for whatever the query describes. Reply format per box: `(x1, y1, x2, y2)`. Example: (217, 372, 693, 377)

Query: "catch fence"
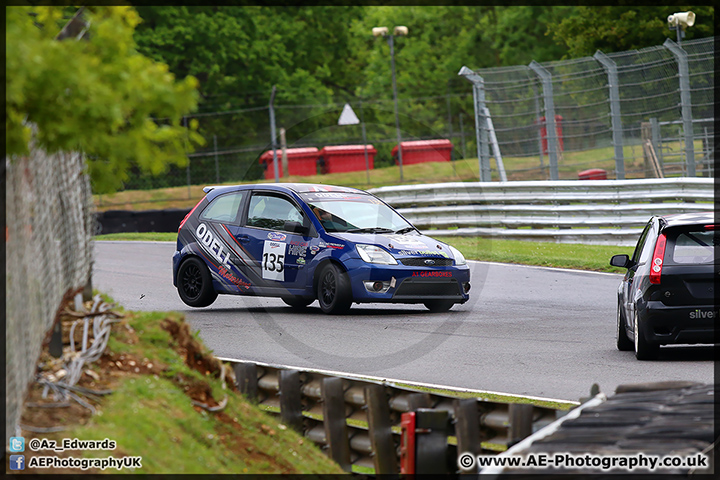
(107, 37, 714, 205)
(5, 146, 95, 442)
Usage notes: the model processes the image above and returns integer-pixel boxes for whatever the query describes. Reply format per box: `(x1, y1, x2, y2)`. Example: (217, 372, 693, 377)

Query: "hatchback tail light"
(179, 198, 204, 232)
(704, 225, 717, 230)
(649, 233, 667, 284)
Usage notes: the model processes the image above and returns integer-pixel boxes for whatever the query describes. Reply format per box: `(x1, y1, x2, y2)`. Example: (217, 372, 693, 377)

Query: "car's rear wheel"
(177, 257, 218, 307)
(282, 295, 314, 308)
(424, 300, 455, 313)
(616, 302, 633, 351)
(317, 263, 352, 314)
(634, 311, 659, 360)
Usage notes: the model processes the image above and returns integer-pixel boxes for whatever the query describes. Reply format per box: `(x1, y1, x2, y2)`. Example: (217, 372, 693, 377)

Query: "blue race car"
(173, 183, 471, 314)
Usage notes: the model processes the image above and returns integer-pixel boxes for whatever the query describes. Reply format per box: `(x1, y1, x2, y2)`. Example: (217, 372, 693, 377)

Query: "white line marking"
(468, 259, 622, 277)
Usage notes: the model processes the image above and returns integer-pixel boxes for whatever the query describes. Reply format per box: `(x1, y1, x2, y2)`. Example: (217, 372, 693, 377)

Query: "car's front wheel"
(317, 263, 352, 315)
(424, 300, 455, 313)
(177, 257, 218, 307)
(634, 311, 659, 360)
(616, 302, 633, 351)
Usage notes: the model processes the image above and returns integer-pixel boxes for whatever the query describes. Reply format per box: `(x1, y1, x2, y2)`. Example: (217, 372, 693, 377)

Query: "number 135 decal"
(262, 241, 286, 281)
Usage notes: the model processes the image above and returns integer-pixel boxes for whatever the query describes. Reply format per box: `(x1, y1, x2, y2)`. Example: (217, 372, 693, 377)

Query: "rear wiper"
(346, 227, 394, 234)
(395, 226, 417, 235)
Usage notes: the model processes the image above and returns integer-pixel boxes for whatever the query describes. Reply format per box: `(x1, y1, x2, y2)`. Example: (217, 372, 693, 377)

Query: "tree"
(6, 6, 203, 193)
(552, 6, 715, 58)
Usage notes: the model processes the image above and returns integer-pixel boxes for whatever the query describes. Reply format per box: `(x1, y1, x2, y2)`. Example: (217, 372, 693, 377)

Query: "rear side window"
(200, 192, 244, 223)
(669, 230, 716, 264)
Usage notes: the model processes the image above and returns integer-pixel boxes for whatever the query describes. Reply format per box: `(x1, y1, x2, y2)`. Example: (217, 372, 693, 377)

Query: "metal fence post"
(213, 134, 220, 183)
(663, 39, 696, 177)
(529, 61, 559, 180)
(458, 66, 491, 182)
(594, 51, 626, 179)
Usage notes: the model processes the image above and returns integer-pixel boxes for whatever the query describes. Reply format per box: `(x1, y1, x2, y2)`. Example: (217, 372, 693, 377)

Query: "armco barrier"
(223, 358, 571, 474)
(368, 178, 715, 246)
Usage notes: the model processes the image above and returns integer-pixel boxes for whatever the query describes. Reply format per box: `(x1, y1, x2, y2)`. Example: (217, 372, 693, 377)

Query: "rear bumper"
(638, 301, 717, 345)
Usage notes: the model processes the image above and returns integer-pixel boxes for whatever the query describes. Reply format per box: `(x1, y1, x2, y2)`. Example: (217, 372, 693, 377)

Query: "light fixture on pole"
(373, 25, 408, 182)
(667, 11, 695, 44)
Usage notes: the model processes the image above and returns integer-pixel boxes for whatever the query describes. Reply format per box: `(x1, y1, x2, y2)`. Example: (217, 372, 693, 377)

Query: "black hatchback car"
(610, 212, 716, 360)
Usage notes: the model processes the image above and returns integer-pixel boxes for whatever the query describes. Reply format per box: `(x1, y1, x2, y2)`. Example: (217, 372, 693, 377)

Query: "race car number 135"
(262, 241, 285, 281)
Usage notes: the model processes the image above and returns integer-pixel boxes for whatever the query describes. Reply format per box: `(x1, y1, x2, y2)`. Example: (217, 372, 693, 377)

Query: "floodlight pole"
(269, 85, 279, 183)
(387, 34, 404, 182)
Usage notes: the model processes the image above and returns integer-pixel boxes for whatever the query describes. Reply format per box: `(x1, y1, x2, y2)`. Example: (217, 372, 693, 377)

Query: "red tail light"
(649, 233, 667, 284)
(704, 225, 717, 230)
(179, 198, 204, 232)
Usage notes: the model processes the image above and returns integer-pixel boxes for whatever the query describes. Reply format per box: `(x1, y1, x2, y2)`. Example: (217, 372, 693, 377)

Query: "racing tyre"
(317, 263, 352, 315)
(282, 296, 314, 308)
(177, 257, 218, 307)
(633, 311, 659, 360)
(616, 302, 633, 351)
(424, 300, 455, 313)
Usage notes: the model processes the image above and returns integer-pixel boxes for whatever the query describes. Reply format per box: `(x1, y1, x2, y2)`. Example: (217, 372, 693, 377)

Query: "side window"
(200, 192, 244, 223)
(246, 194, 304, 231)
(635, 222, 658, 265)
(631, 222, 652, 264)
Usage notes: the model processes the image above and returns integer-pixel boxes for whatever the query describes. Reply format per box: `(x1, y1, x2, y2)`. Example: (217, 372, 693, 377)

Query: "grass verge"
(19, 306, 344, 474)
(95, 233, 633, 273)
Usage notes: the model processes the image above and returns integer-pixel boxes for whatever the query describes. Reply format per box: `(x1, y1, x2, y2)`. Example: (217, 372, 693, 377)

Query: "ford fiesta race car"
(173, 183, 471, 314)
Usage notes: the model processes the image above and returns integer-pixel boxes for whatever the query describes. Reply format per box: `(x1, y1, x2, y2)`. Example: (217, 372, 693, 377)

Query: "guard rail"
(221, 358, 573, 475)
(368, 178, 715, 246)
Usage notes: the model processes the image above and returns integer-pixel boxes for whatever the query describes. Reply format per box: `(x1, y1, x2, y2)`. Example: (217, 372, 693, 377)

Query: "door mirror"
(283, 220, 308, 235)
(610, 254, 633, 268)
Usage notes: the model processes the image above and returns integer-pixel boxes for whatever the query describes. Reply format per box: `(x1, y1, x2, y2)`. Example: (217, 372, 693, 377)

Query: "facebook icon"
(10, 455, 25, 470)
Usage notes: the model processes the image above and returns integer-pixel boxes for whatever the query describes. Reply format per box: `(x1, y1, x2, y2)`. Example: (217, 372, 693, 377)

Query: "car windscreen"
(667, 227, 718, 264)
(300, 192, 412, 233)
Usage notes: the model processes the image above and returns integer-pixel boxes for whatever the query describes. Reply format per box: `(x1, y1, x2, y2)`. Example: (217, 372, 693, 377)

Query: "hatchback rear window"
(670, 230, 716, 264)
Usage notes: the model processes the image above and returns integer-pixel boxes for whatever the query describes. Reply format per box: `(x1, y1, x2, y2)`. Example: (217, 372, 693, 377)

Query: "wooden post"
(280, 369, 303, 433)
(233, 362, 257, 402)
(365, 384, 399, 474)
(454, 398, 481, 473)
(322, 377, 352, 471)
(415, 409, 451, 474)
(508, 404, 534, 447)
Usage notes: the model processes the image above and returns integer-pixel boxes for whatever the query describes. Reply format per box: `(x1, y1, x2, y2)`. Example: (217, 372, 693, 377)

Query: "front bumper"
(343, 258, 471, 304)
(638, 301, 717, 345)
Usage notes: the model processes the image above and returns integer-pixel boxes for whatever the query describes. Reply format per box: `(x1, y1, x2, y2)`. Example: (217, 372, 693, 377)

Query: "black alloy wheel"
(317, 263, 352, 314)
(177, 257, 218, 307)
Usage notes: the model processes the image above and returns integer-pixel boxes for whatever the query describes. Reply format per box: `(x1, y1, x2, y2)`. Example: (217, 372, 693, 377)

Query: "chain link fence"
(464, 37, 714, 181)
(5, 145, 95, 441)
(99, 37, 713, 204)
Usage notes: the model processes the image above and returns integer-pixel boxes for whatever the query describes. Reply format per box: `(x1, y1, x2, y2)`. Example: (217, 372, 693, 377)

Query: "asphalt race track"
(94, 241, 714, 402)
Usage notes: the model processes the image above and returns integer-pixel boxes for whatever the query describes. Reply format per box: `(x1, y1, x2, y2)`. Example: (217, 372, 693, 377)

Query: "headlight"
(356, 244, 398, 265)
(449, 245, 467, 265)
